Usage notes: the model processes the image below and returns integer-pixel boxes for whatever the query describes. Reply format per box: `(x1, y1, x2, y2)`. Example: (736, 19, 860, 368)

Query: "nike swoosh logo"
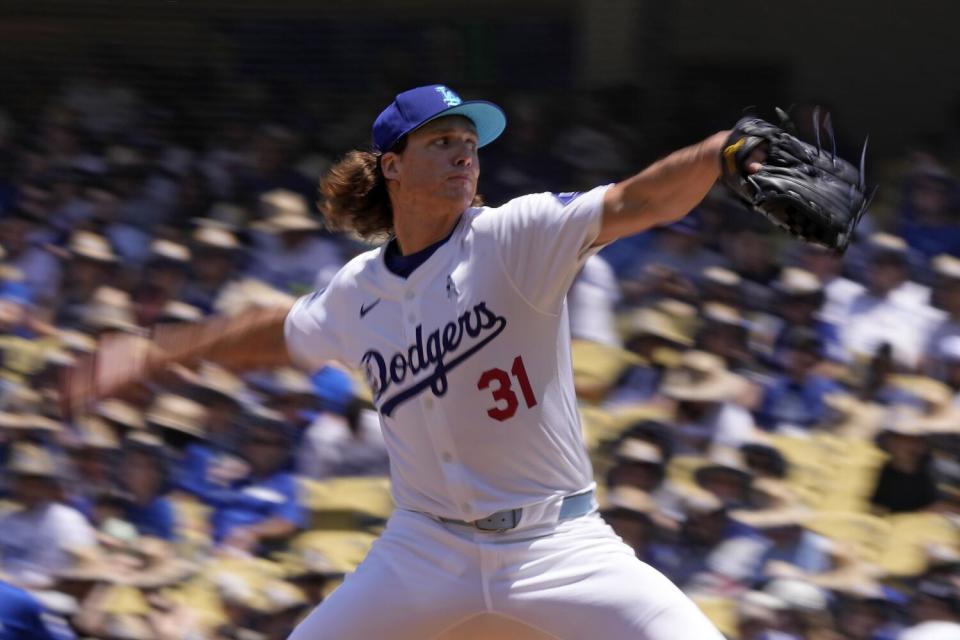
(360, 299, 382, 318)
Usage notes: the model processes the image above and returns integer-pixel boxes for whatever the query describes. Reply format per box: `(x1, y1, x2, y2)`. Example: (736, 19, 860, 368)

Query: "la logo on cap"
(371, 84, 506, 152)
(435, 86, 461, 106)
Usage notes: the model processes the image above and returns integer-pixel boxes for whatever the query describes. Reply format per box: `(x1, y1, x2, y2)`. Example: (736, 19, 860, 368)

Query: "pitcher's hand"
(61, 331, 157, 420)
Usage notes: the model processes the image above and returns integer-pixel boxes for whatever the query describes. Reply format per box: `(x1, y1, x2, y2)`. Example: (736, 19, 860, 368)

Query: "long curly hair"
(318, 137, 482, 244)
(318, 148, 396, 244)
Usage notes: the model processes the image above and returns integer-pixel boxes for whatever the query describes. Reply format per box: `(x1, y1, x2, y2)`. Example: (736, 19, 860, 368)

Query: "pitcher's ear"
(380, 152, 401, 181)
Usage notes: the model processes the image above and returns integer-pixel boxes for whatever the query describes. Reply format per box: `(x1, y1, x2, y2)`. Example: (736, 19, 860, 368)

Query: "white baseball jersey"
(285, 186, 610, 520)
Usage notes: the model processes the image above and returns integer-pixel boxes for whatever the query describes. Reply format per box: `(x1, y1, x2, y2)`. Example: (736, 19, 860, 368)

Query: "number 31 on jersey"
(477, 355, 538, 422)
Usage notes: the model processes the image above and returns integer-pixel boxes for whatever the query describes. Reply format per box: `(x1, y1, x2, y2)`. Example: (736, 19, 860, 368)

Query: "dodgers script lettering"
(362, 302, 507, 416)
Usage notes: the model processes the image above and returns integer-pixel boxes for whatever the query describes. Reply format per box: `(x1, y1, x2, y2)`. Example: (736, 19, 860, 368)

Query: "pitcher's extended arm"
(62, 304, 293, 417)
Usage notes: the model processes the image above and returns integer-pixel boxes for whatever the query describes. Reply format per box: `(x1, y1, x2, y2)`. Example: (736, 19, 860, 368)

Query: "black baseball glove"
(720, 108, 872, 253)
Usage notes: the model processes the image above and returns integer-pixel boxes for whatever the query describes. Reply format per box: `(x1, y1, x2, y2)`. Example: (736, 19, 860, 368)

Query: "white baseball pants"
(288, 508, 724, 639)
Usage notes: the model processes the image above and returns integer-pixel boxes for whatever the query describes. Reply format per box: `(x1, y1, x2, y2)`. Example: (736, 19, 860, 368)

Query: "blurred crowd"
(1, 67, 960, 640)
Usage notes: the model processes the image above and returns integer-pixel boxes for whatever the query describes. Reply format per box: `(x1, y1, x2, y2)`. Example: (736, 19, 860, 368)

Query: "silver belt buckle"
(473, 508, 521, 532)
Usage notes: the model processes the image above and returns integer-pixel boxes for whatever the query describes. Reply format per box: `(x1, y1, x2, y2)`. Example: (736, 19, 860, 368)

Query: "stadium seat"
(806, 511, 892, 564)
(288, 530, 379, 573)
(300, 476, 393, 530)
(878, 512, 960, 576)
(689, 595, 738, 638)
(666, 454, 709, 490)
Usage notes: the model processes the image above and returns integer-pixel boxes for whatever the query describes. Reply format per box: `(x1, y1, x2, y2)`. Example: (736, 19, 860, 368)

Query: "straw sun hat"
(253, 190, 321, 233)
(6, 442, 61, 478)
(145, 394, 207, 439)
(659, 350, 748, 403)
(84, 287, 140, 334)
(67, 231, 118, 263)
(192, 222, 241, 251)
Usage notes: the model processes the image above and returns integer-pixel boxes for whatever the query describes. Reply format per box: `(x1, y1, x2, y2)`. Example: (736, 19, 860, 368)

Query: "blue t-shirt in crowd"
(901, 221, 960, 262)
(71, 494, 175, 541)
(604, 364, 662, 406)
(209, 470, 305, 543)
(126, 496, 176, 541)
(0, 582, 75, 640)
(750, 530, 833, 585)
(598, 232, 655, 280)
(173, 442, 220, 500)
(756, 374, 841, 430)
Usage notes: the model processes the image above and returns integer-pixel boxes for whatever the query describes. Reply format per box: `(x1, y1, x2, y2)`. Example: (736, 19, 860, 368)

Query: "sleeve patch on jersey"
(552, 192, 585, 207)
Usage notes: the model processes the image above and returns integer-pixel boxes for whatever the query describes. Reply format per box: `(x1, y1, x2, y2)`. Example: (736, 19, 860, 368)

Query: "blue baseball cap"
(311, 365, 356, 415)
(372, 84, 507, 153)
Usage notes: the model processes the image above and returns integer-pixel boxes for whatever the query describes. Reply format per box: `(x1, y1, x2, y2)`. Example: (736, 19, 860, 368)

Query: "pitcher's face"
(382, 116, 479, 212)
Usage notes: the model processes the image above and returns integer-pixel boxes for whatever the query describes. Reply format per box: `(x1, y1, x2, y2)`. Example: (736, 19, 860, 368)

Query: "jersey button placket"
(404, 282, 467, 515)
(405, 290, 416, 324)
(420, 370, 467, 513)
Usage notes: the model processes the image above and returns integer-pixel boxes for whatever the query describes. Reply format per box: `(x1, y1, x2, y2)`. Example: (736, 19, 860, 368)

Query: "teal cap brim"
(416, 100, 507, 148)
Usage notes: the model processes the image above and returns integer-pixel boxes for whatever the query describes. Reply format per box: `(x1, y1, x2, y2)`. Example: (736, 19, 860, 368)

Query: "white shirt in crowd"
(285, 187, 609, 520)
(248, 233, 345, 295)
(891, 280, 933, 307)
(924, 318, 960, 364)
(297, 408, 390, 479)
(0, 502, 96, 584)
(820, 276, 864, 327)
(568, 254, 621, 348)
(675, 403, 757, 453)
(898, 621, 960, 640)
(11, 244, 62, 306)
(841, 289, 941, 368)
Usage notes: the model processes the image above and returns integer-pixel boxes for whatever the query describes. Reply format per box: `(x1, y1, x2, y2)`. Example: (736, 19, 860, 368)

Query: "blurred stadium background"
(2, 1, 960, 638)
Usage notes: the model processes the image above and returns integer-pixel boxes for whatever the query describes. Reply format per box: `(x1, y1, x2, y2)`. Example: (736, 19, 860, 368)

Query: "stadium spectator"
(211, 408, 305, 552)
(756, 328, 841, 432)
(0, 580, 75, 639)
(0, 204, 62, 305)
(605, 307, 692, 406)
(600, 486, 657, 558)
(183, 221, 245, 314)
(869, 409, 940, 514)
(622, 214, 727, 299)
(722, 222, 781, 313)
(645, 490, 744, 590)
(659, 350, 758, 453)
(899, 579, 960, 639)
(247, 189, 344, 295)
(132, 239, 192, 326)
(0, 443, 96, 586)
(52, 231, 118, 329)
(568, 255, 621, 348)
(235, 124, 314, 204)
(842, 234, 939, 368)
(769, 267, 846, 365)
(297, 366, 388, 479)
(898, 164, 960, 261)
(117, 432, 176, 540)
(924, 254, 960, 367)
